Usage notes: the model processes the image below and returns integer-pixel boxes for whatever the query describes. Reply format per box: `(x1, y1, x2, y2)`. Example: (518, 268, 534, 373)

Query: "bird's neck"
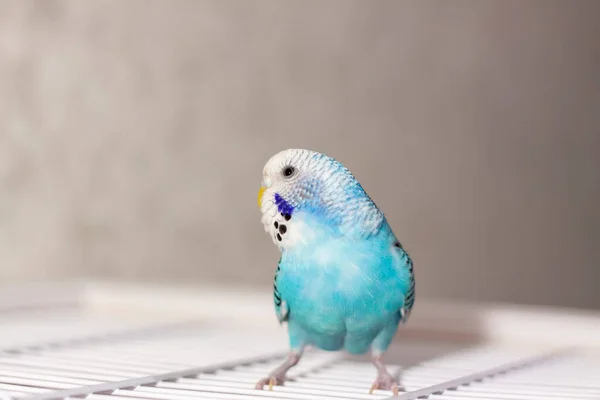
(313, 184, 385, 239)
(283, 202, 384, 253)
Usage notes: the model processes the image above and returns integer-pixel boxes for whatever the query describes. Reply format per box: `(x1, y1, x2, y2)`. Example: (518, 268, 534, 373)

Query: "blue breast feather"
(273, 210, 414, 355)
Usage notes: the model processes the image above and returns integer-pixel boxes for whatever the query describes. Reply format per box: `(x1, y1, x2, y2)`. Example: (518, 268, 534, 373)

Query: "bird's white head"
(258, 149, 384, 250)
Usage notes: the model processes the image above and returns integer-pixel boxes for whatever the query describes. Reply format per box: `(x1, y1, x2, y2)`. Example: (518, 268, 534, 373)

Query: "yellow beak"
(258, 186, 266, 209)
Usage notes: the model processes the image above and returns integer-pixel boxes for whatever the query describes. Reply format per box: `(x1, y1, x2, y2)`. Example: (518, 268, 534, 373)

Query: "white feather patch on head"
(259, 149, 317, 250)
(259, 148, 383, 250)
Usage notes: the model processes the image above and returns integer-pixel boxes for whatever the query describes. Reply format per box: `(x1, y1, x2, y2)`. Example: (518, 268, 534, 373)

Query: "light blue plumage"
(256, 149, 415, 395)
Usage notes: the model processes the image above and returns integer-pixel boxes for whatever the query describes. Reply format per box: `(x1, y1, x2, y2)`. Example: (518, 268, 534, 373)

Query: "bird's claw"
(255, 375, 287, 390)
(369, 382, 378, 394)
(369, 376, 401, 396)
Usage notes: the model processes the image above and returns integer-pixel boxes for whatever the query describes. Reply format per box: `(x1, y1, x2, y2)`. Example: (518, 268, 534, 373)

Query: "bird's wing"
(273, 257, 289, 323)
(395, 243, 415, 323)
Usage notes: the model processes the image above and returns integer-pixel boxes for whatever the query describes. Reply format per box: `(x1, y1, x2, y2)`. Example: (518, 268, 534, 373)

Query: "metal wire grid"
(0, 319, 582, 400)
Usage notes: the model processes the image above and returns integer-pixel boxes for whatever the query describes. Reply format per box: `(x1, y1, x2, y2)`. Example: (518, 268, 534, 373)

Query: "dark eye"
(282, 166, 296, 178)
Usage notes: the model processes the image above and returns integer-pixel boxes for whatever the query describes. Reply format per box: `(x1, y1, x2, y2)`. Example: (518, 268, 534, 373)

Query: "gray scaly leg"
(255, 352, 301, 390)
(369, 353, 401, 396)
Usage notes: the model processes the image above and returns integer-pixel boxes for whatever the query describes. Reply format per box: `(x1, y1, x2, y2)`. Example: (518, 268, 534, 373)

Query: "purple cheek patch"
(274, 193, 294, 217)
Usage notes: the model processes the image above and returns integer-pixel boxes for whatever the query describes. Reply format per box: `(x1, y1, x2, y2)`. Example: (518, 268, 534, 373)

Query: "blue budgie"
(255, 149, 415, 396)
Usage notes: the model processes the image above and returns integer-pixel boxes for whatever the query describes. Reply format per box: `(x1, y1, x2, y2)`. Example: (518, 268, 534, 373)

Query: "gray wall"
(0, 1, 599, 309)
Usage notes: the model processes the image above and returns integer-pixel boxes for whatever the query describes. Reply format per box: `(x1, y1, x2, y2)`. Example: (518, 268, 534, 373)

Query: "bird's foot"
(369, 373, 401, 396)
(254, 375, 292, 390)
(254, 352, 301, 391)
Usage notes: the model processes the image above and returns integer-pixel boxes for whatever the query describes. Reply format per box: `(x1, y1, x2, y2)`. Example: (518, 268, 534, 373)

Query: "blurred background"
(0, 0, 598, 310)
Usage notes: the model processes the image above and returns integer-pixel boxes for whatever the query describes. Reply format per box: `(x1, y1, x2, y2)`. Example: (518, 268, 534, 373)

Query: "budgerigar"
(255, 149, 415, 396)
